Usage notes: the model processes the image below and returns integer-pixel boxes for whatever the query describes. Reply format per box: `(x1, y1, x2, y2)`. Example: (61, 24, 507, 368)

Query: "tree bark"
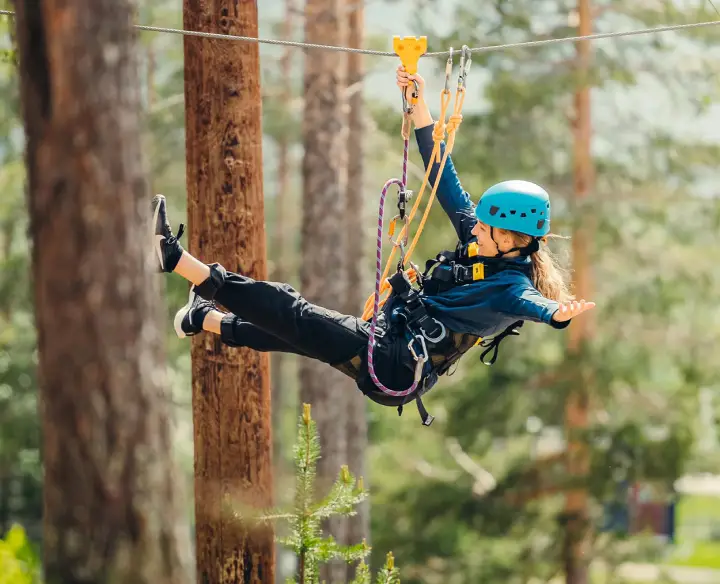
(14, 1, 193, 582)
(565, 1, 594, 583)
(301, 0, 350, 581)
(344, 0, 370, 564)
(183, 1, 274, 583)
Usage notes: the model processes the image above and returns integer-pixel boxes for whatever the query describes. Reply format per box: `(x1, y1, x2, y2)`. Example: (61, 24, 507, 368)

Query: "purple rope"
(366, 138, 423, 397)
(402, 135, 409, 186)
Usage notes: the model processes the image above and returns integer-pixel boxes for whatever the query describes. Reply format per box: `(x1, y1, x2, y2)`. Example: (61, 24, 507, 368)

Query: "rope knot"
(447, 113, 463, 133)
(432, 120, 446, 142)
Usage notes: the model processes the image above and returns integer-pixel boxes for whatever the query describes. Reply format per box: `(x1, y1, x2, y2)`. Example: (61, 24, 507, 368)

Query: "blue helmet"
(475, 180, 551, 237)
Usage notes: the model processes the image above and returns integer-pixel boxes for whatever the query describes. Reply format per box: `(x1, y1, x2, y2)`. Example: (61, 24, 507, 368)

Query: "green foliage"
(245, 404, 399, 584)
(366, 1, 720, 581)
(2, 0, 720, 582)
(0, 7, 42, 541)
(0, 525, 42, 584)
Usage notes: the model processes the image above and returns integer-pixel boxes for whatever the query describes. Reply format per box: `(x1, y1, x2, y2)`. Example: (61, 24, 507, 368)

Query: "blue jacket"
(412, 124, 569, 338)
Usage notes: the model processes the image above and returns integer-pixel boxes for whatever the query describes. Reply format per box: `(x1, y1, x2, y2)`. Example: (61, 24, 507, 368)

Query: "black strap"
(396, 394, 435, 426)
(388, 269, 413, 299)
(416, 397, 434, 426)
(479, 321, 523, 365)
(394, 293, 447, 345)
(423, 254, 532, 291)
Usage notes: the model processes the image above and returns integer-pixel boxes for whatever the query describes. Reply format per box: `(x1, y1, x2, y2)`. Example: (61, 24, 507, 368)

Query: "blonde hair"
(506, 231, 574, 303)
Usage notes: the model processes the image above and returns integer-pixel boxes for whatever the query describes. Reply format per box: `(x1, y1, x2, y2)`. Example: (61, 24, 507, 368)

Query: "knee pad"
(194, 263, 227, 301)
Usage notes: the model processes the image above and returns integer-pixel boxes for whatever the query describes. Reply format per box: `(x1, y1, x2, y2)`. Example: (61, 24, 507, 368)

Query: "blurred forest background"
(3, 0, 720, 582)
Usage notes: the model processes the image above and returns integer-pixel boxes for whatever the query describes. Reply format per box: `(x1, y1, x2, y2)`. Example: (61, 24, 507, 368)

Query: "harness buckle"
(451, 263, 470, 283)
(420, 319, 447, 344)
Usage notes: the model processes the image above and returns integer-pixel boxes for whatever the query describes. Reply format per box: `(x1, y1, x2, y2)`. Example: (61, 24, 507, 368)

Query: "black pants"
(194, 263, 418, 407)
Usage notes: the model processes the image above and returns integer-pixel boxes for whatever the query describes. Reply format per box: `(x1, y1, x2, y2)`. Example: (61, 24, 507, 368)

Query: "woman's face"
(471, 221, 517, 256)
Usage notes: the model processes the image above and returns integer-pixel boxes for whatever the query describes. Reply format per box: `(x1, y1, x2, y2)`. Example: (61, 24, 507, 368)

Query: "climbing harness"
(365, 42, 478, 424)
(419, 239, 530, 364)
(421, 240, 529, 295)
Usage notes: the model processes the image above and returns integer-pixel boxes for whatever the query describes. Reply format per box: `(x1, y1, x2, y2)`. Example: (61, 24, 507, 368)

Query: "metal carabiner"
(389, 184, 411, 251)
(396, 235, 408, 270)
(389, 213, 408, 245)
(408, 334, 429, 382)
(458, 45, 472, 90)
(444, 47, 454, 92)
(408, 334, 427, 360)
(401, 79, 420, 114)
(397, 187, 413, 221)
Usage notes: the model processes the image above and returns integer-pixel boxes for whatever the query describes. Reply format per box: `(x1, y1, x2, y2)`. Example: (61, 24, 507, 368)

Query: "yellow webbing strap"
(361, 71, 467, 321)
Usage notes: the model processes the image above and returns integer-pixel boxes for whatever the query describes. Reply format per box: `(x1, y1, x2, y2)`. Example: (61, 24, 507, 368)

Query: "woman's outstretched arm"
(396, 66, 477, 242)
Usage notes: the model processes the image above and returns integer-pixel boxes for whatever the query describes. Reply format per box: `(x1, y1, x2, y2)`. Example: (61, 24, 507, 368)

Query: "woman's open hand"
(552, 299, 596, 323)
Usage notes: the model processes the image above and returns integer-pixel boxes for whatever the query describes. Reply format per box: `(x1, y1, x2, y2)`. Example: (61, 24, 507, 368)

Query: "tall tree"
(564, 2, 594, 583)
(344, 0, 370, 558)
(301, 0, 350, 580)
(13, 0, 193, 582)
(183, 1, 274, 582)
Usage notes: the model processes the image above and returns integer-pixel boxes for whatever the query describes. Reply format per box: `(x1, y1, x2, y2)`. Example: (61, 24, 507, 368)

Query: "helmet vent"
(489, 205, 500, 216)
(537, 220, 545, 230)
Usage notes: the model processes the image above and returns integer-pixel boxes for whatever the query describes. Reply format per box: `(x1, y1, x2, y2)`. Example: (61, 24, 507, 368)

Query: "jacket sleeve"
(414, 124, 477, 243)
(497, 283, 570, 329)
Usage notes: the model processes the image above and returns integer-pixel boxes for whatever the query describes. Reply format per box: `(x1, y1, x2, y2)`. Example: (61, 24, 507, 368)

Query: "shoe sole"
(174, 288, 196, 339)
(152, 195, 165, 272)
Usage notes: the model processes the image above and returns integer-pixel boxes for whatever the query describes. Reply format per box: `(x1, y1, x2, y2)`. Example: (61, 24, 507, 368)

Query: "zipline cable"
(1, 9, 720, 57)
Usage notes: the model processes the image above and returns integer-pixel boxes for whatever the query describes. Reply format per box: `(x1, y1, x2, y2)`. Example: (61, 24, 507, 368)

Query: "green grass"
(666, 494, 720, 569)
(668, 541, 720, 569)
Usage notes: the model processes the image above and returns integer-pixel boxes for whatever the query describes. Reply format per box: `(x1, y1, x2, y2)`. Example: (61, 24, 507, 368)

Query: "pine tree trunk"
(183, 1, 275, 582)
(564, 1, 594, 583)
(301, 0, 350, 581)
(14, 1, 193, 582)
(344, 0, 370, 565)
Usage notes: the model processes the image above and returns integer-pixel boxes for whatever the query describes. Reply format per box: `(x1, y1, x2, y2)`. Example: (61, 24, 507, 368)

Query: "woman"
(152, 65, 594, 423)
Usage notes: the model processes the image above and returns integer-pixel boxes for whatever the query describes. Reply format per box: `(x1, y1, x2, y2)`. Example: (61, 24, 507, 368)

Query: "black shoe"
(173, 288, 214, 338)
(152, 194, 184, 273)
